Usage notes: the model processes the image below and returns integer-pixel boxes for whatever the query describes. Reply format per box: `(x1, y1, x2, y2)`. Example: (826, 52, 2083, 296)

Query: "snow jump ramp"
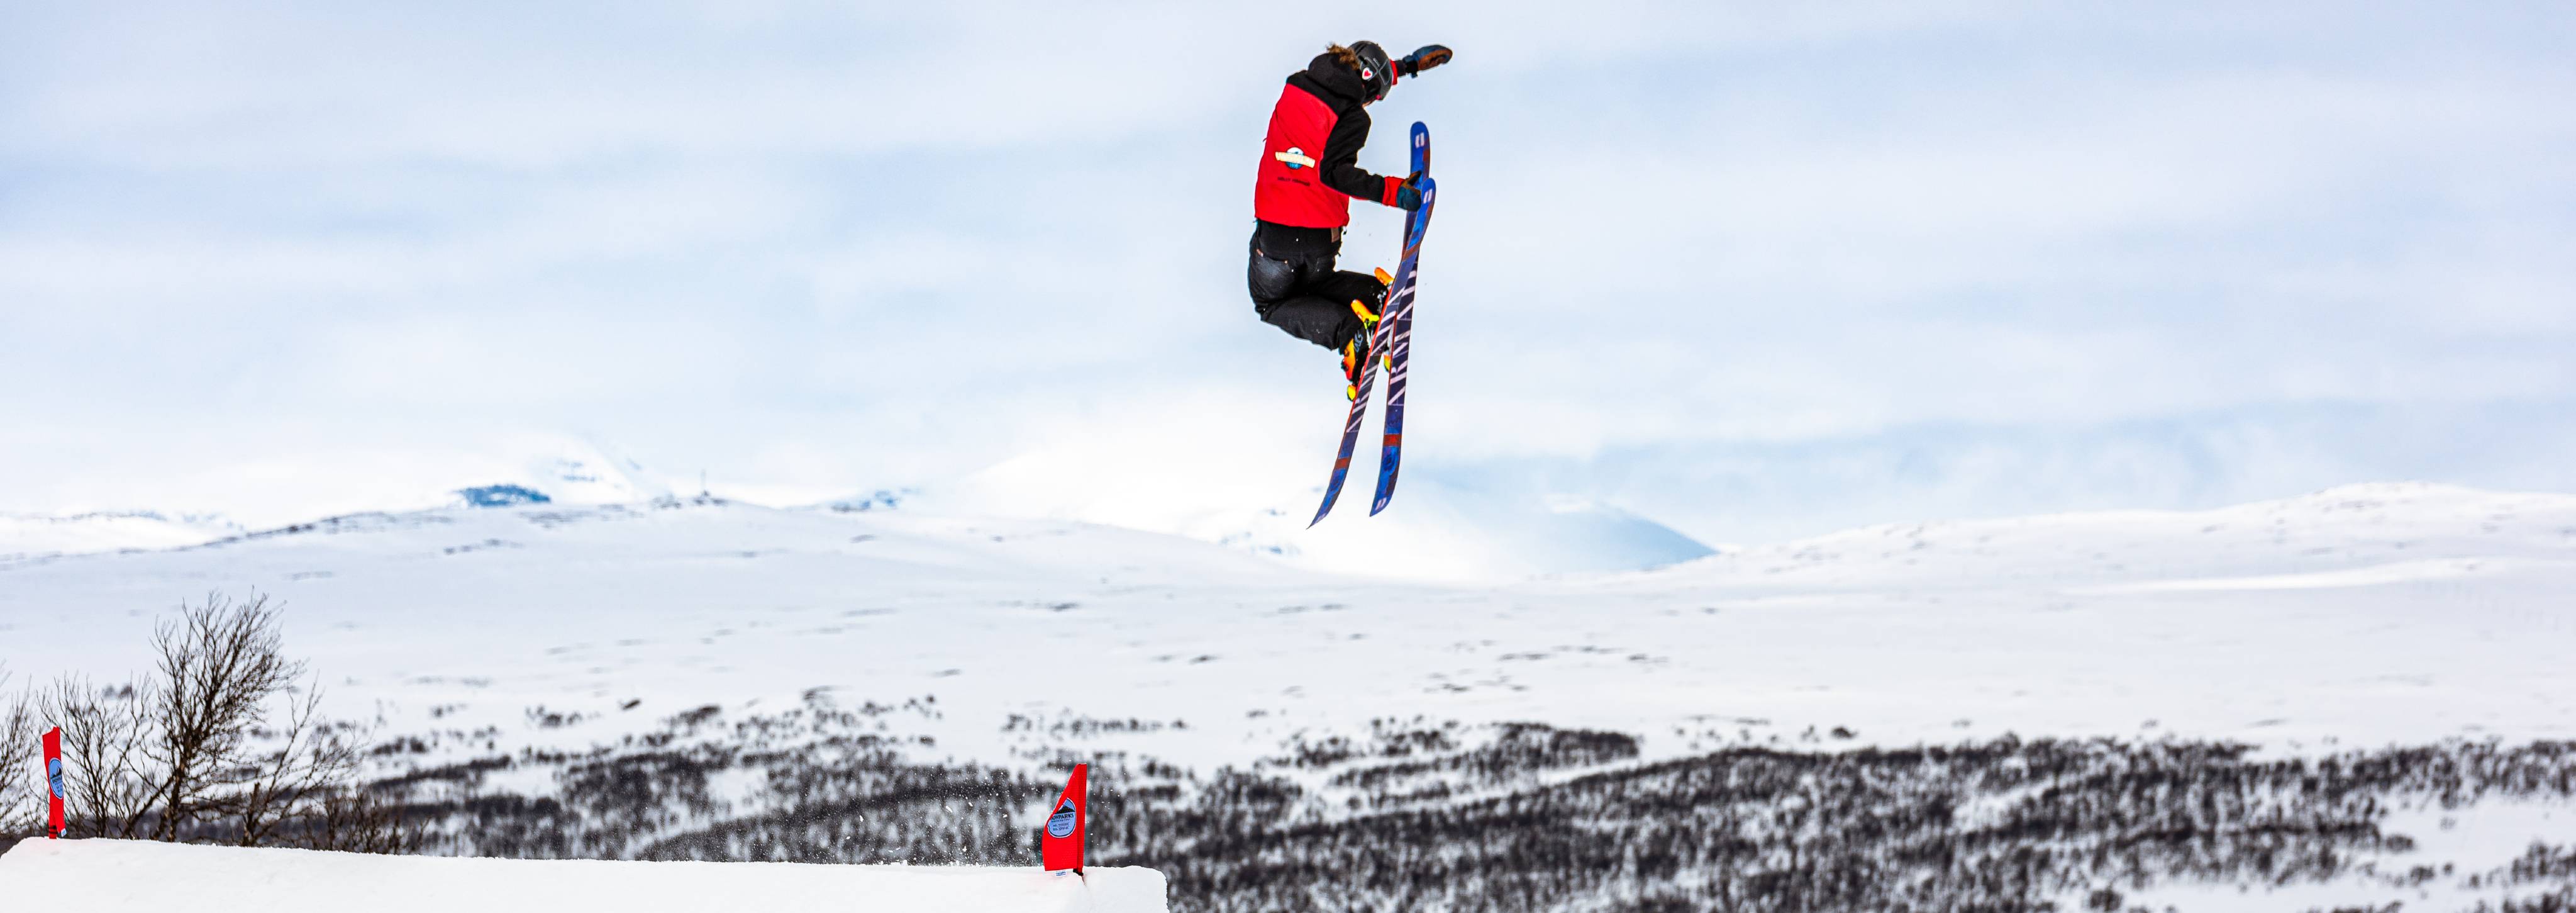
(0, 839, 1168, 913)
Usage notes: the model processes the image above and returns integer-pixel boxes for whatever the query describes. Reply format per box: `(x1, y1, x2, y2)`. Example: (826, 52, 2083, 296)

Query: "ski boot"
(1340, 329, 1373, 401)
(1372, 267, 1394, 371)
(1341, 268, 1395, 401)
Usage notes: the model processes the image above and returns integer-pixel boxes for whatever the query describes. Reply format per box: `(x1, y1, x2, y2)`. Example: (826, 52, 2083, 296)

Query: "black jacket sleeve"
(1316, 104, 1396, 206)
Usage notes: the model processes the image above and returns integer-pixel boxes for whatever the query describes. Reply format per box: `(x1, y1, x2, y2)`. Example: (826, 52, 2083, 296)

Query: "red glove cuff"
(1381, 175, 1404, 207)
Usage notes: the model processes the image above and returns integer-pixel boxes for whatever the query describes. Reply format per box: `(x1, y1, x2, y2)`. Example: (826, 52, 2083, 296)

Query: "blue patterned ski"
(1309, 122, 1432, 527)
(1370, 123, 1433, 516)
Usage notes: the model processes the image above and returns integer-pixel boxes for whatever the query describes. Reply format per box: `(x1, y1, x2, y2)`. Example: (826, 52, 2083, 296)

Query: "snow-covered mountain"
(494, 438, 678, 505)
(4, 481, 2571, 775)
(1637, 480, 2576, 590)
(1, 426, 1708, 581)
(0, 435, 680, 559)
(0, 510, 244, 559)
(1245, 483, 1714, 580)
(938, 471, 1716, 582)
(928, 432, 1713, 580)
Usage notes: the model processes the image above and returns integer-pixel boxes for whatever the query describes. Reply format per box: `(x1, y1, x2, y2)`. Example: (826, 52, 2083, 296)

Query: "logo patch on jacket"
(1274, 147, 1316, 170)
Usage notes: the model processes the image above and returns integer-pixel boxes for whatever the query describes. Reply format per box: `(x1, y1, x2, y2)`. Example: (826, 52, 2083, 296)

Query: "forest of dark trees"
(354, 693, 2576, 913)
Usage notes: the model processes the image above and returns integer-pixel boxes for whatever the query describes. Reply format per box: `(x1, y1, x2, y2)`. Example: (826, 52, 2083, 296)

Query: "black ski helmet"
(1349, 41, 1396, 102)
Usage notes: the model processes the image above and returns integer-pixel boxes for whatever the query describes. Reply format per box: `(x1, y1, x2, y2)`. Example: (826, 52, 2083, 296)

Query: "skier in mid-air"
(1248, 40, 1451, 400)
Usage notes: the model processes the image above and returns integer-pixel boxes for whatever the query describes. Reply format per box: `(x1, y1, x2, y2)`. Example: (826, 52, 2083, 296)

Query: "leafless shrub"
(219, 686, 364, 847)
(1, 665, 43, 837)
(147, 592, 307, 840)
(298, 785, 412, 853)
(24, 592, 406, 851)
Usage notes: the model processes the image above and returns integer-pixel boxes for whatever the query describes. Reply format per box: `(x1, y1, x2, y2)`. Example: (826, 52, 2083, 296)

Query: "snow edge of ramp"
(0, 839, 1169, 913)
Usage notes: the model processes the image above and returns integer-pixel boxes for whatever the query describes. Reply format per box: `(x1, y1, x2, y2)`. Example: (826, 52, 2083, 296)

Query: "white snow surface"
(931, 426, 1713, 581)
(0, 481, 2571, 774)
(1, 427, 1710, 581)
(0, 511, 243, 559)
(0, 839, 1166, 913)
(0, 434, 680, 540)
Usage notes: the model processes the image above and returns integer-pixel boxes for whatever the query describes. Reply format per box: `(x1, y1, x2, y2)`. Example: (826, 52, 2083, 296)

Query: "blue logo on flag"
(47, 757, 64, 799)
(1046, 798, 1078, 838)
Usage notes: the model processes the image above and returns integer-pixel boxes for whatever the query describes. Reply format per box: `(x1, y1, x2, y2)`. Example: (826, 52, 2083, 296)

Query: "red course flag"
(42, 726, 65, 839)
(1040, 763, 1087, 874)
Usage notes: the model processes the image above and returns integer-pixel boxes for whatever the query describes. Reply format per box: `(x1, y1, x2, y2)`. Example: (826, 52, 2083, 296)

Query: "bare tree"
(222, 684, 360, 846)
(23, 591, 402, 850)
(1, 665, 40, 838)
(145, 591, 306, 841)
(295, 781, 413, 854)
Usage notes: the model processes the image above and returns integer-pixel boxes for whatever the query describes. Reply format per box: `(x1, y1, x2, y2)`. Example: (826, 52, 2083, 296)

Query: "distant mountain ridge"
(13, 479, 2571, 587)
(0, 510, 244, 559)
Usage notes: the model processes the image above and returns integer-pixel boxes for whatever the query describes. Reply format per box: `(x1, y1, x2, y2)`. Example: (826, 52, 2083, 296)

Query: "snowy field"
(4, 481, 2570, 764)
(0, 839, 1165, 913)
(4, 481, 2573, 910)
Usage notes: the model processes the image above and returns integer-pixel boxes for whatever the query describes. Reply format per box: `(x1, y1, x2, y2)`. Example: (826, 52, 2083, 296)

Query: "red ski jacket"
(1254, 53, 1406, 229)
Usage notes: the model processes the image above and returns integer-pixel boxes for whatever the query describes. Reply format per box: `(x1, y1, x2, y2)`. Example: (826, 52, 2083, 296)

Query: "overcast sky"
(4, 1, 2572, 542)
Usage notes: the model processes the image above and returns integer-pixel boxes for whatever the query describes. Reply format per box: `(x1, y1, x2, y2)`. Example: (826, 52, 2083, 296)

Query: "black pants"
(1248, 235, 1386, 352)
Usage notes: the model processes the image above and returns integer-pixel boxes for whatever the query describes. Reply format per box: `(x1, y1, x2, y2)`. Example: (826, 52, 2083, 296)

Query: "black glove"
(1399, 45, 1452, 78)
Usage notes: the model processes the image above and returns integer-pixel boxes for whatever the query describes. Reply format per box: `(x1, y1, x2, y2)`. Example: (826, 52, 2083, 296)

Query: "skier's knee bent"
(1246, 221, 1395, 353)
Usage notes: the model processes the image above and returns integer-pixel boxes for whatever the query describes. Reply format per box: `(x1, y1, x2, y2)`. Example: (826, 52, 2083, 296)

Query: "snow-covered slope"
(936, 434, 1711, 580)
(8, 422, 1707, 580)
(3, 482, 2571, 774)
(1636, 481, 2575, 591)
(0, 839, 1166, 913)
(0, 434, 678, 551)
(496, 437, 677, 505)
(0, 510, 242, 558)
